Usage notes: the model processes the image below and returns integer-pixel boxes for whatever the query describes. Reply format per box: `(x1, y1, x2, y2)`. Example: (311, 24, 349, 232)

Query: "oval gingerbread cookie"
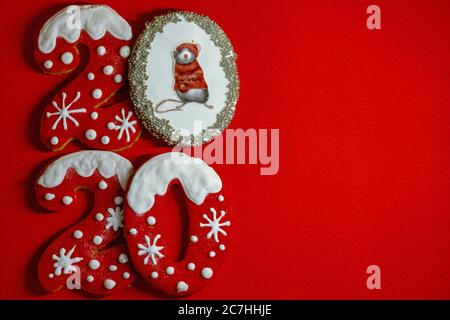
(124, 152, 231, 296)
(36, 151, 136, 295)
(35, 5, 142, 151)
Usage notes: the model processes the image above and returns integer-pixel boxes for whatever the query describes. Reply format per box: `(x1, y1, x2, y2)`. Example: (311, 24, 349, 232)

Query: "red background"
(1, 0, 450, 299)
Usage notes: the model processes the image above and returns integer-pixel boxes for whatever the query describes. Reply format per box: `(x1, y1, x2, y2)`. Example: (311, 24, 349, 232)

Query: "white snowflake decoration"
(105, 206, 124, 231)
(46, 91, 86, 130)
(52, 245, 83, 276)
(200, 208, 231, 242)
(111, 108, 137, 142)
(137, 234, 164, 265)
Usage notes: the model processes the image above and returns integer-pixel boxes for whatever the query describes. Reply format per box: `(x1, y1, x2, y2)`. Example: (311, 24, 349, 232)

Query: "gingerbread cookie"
(35, 5, 142, 151)
(36, 151, 136, 295)
(129, 11, 239, 146)
(124, 152, 231, 296)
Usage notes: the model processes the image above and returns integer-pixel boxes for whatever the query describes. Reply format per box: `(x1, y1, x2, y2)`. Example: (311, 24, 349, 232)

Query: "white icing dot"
(62, 196, 73, 205)
(119, 45, 130, 58)
(98, 180, 108, 190)
(219, 244, 226, 251)
(104, 279, 116, 290)
(87, 72, 95, 80)
(93, 235, 103, 245)
(218, 195, 224, 202)
(88, 259, 100, 270)
(95, 213, 104, 221)
(166, 266, 175, 275)
(122, 272, 130, 279)
(86, 275, 94, 283)
(118, 254, 128, 264)
(49, 136, 59, 145)
(177, 281, 189, 293)
(129, 228, 137, 235)
(201, 267, 213, 279)
(114, 74, 123, 83)
(90, 111, 98, 120)
(91, 88, 102, 99)
(209, 251, 216, 258)
(61, 52, 73, 64)
(73, 230, 83, 239)
(96, 46, 106, 56)
(103, 65, 114, 75)
(43, 60, 53, 69)
(187, 263, 196, 271)
(151, 271, 158, 279)
(107, 122, 116, 130)
(190, 235, 198, 243)
(101, 136, 110, 145)
(146, 216, 156, 226)
(109, 265, 118, 272)
(44, 193, 55, 201)
(114, 196, 124, 205)
(48, 273, 54, 278)
(85, 129, 97, 140)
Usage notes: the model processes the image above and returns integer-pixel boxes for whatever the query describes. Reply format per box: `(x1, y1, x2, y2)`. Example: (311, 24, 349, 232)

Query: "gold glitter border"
(128, 11, 239, 146)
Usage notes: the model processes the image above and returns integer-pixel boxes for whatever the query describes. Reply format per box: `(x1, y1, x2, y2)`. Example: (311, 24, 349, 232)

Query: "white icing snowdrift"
(127, 152, 222, 214)
(38, 4, 132, 54)
(37, 151, 134, 190)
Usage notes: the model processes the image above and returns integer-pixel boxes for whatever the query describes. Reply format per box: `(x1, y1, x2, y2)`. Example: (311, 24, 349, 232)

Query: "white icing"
(38, 5, 132, 54)
(177, 281, 188, 292)
(85, 129, 97, 140)
(129, 228, 137, 235)
(137, 234, 164, 265)
(201, 267, 213, 279)
(107, 122, 115, 130)
(119, 45, 130, 58)
(61, 52, 73, 64)
(37, 150, 134, 190)
(209, 251, 216, 258)
(122, 272, 130, 279)
(146, 216, 156, 225)
(97, 46, 106, 56)
(87, 275, 94, 282)
(90, 111, 98, 120)
(93, 235, 103, 245)
(73, 230, 83, 239)
(50, 136, 59, 145)
(109, 108, 137, 143)
(101, 136, 110, 145)
(46, 91, 86, 130)
(109, 265, 117, 271)
(114, 196, 123, 205)
(88, 259, 100, 270)
(95, 213, 104, 221)
(105, 207, 124, 231)
(52, 246, 83, 275)
(87, 72, 95, 80)
(219, 244, 226, 251)
(44, 193, 55, 200)
(103, 65, 113, 75)
(48, 273, 54, 278)
(104, 279, 116, 290)
(190, 235, 198, 243)
(218, 195, 224, 202)
(187, 263, 195, 271)
(151, 271, 158, 279)
(127, 153, 222, 214)
(118, 253, 128, 264)
(91, 89, 102, 99)
(200, 208, 230, 242)
(98, 180, 107, 189)
(114, 74, 123, 83)
(62, 196, 73, 205)
(44, 60, 53, 69)
(166, 266, 175, 275)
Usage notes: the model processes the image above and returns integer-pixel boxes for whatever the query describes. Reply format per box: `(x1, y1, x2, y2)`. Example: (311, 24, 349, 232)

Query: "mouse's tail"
(154, 99, 185, 113)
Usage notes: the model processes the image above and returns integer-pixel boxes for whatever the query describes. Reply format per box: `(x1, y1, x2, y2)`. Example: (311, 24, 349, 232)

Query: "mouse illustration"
(155, 42, 213, 113)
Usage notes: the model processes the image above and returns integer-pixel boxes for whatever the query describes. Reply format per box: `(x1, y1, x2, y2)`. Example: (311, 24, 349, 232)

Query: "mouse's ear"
(173, 50, 177, 57)
(196, 43, 202, 53)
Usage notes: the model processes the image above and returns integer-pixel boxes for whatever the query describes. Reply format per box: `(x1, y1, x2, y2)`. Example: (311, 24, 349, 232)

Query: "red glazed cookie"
(36, 151, 136, 295)
(124, 152, 231, 296)
(35, 5, 141, 151)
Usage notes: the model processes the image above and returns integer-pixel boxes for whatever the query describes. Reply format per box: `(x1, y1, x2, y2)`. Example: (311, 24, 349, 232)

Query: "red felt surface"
(1, 0, 450, 299)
